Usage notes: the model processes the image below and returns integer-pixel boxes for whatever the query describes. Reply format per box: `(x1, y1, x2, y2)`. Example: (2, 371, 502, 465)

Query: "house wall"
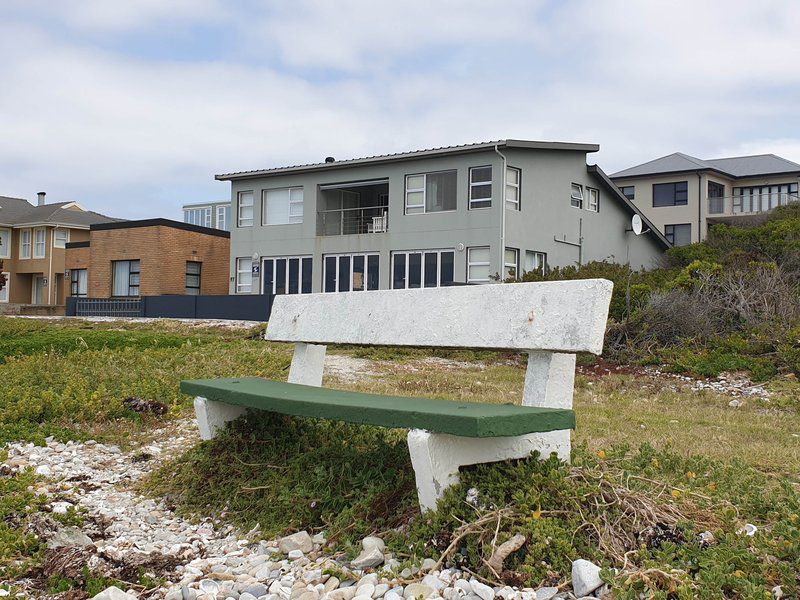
(226, 148, 665, 293)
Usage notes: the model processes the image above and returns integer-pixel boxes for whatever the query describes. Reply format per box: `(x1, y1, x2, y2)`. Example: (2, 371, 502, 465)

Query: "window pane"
(505, 184, 518, 202)
(290, 188, 303, 203)
(440, 252, 454, 285)
(324, 256, 337, 292)
(263, 259, 274, 294)
(424, 253, 438, 288)
(275, 259, 287, 294)
(288, 258, 299, 294)
(301, 258, 313, 294)
(468, 264, 489, 281)
(112, 262, 130, 296)
(471, 184, 492, 200)
(393, 253, 406, 289)
(469, 247, 490, 263)
(406, 175, 424, 190)
(352, 255, 365, 291)
(471, 166, 492, 183)
(409, 253, 422, 288)
(338, 256, 351, 292)
(186, 262, 201, 275)
(405, 203, 424, 214)
(367, 255, 379, 290)
(426, 171, 457, 212)
(506, 167, 520, 185)
(265, 189, 290, 224)
(406, 191, 424, 207)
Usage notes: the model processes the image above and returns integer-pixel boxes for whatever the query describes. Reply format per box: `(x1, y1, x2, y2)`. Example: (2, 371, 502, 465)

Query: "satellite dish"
(631, 214, 643, 235)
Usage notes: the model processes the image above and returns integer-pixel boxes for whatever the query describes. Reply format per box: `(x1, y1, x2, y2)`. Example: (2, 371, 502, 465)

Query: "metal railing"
(316, 206, 388, 236)
(708, 193, 799, 216)
(74, 297, 142, 317)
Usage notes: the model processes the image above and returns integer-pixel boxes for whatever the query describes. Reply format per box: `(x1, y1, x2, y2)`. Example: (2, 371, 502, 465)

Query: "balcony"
(316, 179, 389, 236)
(708, 193, 798, 217)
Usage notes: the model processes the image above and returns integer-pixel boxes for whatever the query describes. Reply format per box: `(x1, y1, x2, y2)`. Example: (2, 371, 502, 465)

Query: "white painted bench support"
(288, 342, 327, 386)
(408, 350, 576, 512)
(194, 396, 248, 441)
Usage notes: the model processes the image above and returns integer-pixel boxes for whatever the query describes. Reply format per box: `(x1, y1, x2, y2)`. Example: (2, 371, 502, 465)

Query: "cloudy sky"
(1, 0, 799, 219)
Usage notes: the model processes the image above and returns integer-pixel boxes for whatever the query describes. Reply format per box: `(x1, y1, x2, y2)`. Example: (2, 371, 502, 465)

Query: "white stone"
(356, 584, 375, 598)
(454, 580, 472, 595)
(279, 532, 315, 554)
(372, 584, 389, 598)
(571, 559, 603, 598)
(288, 550, 305, 560)
(350, 547, 384, 569)
(91, 586, 137, 600)
(468, 579, 494, 600)
(52, 501, 73, 514)
(403, 584, 435, 599)
(362, 536, 386, 553)
(421, 575, 446, 592)
(194, 397, 248, 440)
(384, 591, 403, 600)
(35, 464, 52, 476)
(534, 588, 558, 600)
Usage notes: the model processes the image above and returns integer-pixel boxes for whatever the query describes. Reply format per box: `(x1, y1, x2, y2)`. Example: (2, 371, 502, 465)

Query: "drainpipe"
(697, 173, 702, 242)
(494, 144, 507, 278)
(48, 226, 55, 305)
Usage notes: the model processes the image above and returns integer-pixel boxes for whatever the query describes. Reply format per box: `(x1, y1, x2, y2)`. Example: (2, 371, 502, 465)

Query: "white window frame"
(504, 247, 519, 280)
(467, 246, 491, 284)
(216, 205, 228, 231)
(505, 167, 521, 210)
(184, 207, 212, 227)
(70, 268, 88, 297)
(237, 191, 254, 227)
(404, 171, 457, 215)
(33, 227, 46, 259)
(468, 166, 493, 210)
(524, 250, 547, 275)
(0, 271, 9, 302)
(570, 183, 584, 209)
(0, 228, 11, 259)
(261, 255, 313, 295)
(391, 249, 456, 289)
(236, 257, 253, 293)
(262, 187, 304, 226)
(54, 228, 70, 248)
(586, 187, 599, 212)
(323, 252, 380, 292)
(20, 228, 31, 259)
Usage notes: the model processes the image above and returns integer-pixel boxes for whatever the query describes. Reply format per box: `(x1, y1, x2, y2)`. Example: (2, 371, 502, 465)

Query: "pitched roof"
(0, 196, 120, 228)
(216, 139, 600, 180)
(611, 152, 800, 179)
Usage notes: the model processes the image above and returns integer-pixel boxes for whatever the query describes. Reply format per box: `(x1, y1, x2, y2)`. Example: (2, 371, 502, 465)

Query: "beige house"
(0, 193, 118, 313)
(610, 153, 800, 245)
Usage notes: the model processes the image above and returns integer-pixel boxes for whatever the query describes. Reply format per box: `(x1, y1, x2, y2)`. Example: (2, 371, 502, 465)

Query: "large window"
(112, 260, 140, 297)
(733, 183, 798, 213)
(0, 229, 10, 259)
(505, 167, 521, 210)
(262, 256, 312, 295)
(237, 191, 254, 227)
(620, 186, 635, 200)
(570, 184, 583, 209)
(184, 207, 212, 227)
(504, 248, 519, 279)
(324, 253, 379, 292)
(405, 170, 457, 214)
(469, 166, 492, 209)
(70, 269, 88, 297)
(236, 257, 253, 293)
(54, 229, 70, 248)
(665, 224, 692, 246)
(263, 187, 303, 225)
(467, 246, 491, 283)
(33, 228, 46, 258)
(524, 250, 547, 275)
(391, 249, 455, 289)
(185, 262, 202, 295)
(653, 181, 688, 207)
(586, 187, 599, 212)
(19, 229, 31, 259)
(217, 205, 231, 231)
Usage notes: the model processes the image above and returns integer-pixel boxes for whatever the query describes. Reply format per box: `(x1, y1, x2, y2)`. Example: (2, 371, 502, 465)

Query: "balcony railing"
(708, 193, 799, 216)
(317, 206, 388, 236)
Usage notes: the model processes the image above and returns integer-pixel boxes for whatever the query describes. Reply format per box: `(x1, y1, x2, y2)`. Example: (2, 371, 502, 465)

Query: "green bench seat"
(180, 377, 576, 438)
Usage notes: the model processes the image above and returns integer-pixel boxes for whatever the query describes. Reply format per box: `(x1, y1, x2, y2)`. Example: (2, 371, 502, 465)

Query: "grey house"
(216, 140, 668, 295)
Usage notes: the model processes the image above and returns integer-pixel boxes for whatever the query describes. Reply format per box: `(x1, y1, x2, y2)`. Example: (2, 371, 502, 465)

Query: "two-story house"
(0, 193, 119, 311)
(611, 153, 800, 245)
(216, 139, 669, 296)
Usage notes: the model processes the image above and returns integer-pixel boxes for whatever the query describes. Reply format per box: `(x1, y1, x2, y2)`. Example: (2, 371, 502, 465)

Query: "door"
(32, 276, 45, 304)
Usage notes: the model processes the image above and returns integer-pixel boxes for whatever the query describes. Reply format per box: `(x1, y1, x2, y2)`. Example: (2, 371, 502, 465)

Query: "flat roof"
(90, 218, 230, 238)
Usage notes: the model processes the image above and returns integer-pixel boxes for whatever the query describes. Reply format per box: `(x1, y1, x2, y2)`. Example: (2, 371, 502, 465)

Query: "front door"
(32, 276, 45, 304)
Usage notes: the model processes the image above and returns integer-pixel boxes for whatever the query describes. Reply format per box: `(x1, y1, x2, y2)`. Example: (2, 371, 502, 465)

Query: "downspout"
(697, 173, 702, 243)
(48, 226, 55, 305)
(493, 144, 507, 279)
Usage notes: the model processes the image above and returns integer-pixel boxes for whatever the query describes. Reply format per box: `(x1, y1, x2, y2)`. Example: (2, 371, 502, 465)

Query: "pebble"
(468, 579, 494, 600)
(279, 532, 314, 554)
(403, 584, 435, 599)
(571, 559, 603, 598)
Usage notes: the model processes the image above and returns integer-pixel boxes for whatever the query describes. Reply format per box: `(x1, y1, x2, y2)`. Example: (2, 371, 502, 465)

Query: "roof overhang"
(10, 222, 91, 230)
(216, 139, 600, 181)
(611, 167, 800, 181)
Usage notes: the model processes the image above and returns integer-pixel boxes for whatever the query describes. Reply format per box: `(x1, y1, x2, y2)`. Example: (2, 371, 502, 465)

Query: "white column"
(194, 397, 248, 440)
(288, 342, 327, 387)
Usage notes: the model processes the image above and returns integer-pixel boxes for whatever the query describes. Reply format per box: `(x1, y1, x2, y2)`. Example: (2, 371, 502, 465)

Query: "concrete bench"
(182, 279, 613, 512)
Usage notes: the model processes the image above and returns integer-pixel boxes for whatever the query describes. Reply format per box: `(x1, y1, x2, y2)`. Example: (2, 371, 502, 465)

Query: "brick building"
(65, 219, 230, 298)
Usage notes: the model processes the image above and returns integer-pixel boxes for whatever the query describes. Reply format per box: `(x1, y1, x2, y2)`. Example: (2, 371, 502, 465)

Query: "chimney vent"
(324, 156, 336, 163)
(37, 191, 46, 206)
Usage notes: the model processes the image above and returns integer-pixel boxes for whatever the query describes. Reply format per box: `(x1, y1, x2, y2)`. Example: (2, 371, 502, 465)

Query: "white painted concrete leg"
(288, 342, 327, 387)
(194, 396, 248, 440)
(523, 351, 576, 409)
(407, 428, 571, 512)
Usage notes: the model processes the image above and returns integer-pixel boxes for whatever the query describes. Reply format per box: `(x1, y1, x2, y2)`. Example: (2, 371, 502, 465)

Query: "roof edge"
(90, 218, 231, 238)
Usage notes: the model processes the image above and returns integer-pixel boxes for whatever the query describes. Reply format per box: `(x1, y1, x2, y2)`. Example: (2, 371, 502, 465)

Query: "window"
(54, 229, 70, 248)
(405, 170, 457, 214)
(184, 207, 212, 227)
(33, 228, 46, 258)
(262, 256, 313, 295)
(185, 262, 202, 295)
(467, 246, 491, 283)
(0, 229, 10, 259)
(586, 188, 599, 212)
(112, 260, 140, 297)
(524, 250, 547, 274)
(237, 191, 254, 227)
(70, 269, 87, 297)
(620, 186, 635, 200)
(733, 183, 798, 213)
(263, 188, 303, 225)
(505, 167, 521, 210)
(0, 272, 8, 302)
(504, 248, 519, 279)
(323, 253, 379, 292)
(19, 229, 31, 259)
(653, 181, 688, 207)
(216, 205, 231, 231)
(391, 250, 455, 289)
(570, 184, 583, 209)
(664, 224, 692, 247)
(236, 257, 253, 293)
(469, 166, 492, 209)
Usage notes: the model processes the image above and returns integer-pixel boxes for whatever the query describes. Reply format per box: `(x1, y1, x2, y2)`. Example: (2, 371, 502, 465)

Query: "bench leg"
(194, 396, 248, 440)
(407, 428, 570, 512)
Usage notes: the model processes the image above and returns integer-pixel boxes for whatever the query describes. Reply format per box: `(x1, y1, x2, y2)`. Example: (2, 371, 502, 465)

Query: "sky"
(1, 0, 799, 219)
